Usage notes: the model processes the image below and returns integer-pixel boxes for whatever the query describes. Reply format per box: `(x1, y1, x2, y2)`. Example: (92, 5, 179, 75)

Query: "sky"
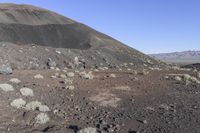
(0, 0, 199, 54)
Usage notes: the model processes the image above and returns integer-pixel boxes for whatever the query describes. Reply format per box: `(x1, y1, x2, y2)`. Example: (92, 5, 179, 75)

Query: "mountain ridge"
(150, 50, 200, 64)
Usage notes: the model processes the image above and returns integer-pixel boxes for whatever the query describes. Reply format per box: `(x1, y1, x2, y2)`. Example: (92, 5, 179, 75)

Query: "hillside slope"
(0, 3, 160, 69)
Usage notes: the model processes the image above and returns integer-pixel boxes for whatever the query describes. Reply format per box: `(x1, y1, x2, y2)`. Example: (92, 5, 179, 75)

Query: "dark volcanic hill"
(0, 3, 159, 69)
(0, 3, 95, 49)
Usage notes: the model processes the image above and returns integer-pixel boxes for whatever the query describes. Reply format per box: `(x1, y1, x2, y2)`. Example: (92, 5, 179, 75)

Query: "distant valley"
(150, 50, 200, 64)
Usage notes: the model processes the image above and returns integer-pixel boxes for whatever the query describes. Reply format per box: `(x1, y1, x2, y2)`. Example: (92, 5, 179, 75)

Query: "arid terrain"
(0, 3, 199, 133)
(0, 67, 200, 133)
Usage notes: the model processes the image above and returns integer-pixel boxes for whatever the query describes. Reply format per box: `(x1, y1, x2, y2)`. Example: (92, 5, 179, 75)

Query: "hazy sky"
(0, 0, 199, 54)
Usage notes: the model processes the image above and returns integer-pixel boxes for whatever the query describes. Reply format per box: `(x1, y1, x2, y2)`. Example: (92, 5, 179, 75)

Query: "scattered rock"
(197, 72, 200, 78)
(80, 71, 94, 79)
(146, 106, 155, 111)
(189, 76, 200, 84)
(20, 88, 34, 96)
(183, 74, 191, 81)
(0, 64, 13, 75)
(132, 70, 138, 75)
(34, 74, 44, 79)
(50, 75, 57, 79)
(55, 50, 61, 54)
(143, 120, 148, 124)
(94, 69, 99, 72)
(25, 101, 50, 112)
(65, 78, 73, 84)
(66, 85, 75, 90)
(164, 76, 169, 79)
(171, 66, 180, 70)
(109, 74, 116, 78)
(174, 76, 182, 81)
(55, 73, 59, 77)
(35, 113, 50, 124)
(25, 101, 42, 111)
(9, 78, 21, 84)
(141, 70, 149, 75)
(74, 57, 79, 66)
(67, 72, 75, 78)
(59, 74, 67, 78)
(78, 127, 97, 133)
(55, 67, 60, 71)
(47, 58, 57, 68)
(0, 84, 14, 92)
(113, 86, 131, 91)
(39, 105, 50, 112)
(66, 62, 75, 69)
(127, 68, 131, 71)
(11, 98, 26, 109)
(170, 74, 200, 84)
(159, 104, 170, 110)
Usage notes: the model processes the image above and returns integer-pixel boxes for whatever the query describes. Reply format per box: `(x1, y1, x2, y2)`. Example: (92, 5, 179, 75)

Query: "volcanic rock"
(0, 3, 159, 69)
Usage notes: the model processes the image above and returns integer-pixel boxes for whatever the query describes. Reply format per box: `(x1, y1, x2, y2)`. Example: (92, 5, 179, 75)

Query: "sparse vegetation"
(10, 98, 26, 109)
(35, 113, 50, 124)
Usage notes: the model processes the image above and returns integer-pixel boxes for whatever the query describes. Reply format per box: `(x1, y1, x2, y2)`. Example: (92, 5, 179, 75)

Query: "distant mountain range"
(150, 50, 200, 64)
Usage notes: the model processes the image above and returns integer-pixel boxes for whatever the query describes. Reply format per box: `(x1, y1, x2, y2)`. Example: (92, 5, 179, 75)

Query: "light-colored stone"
(55, 73, 59, 76)
(174, 76, 182, 81)
(94, 69, 99, 72)
(183, 74, 191, 81)
(197, 72, 200, 78)
(74, 56, 79, 65)
(113, 86, 131, 91)
(80, 71, 94, 79)
(170, 73, 200, 84)
(34, 74, 44, 79)
(172, 66, 180, 70)
(127, 68, 131, 71)
(25, 101, 50, 112)
(25, 101, 42, 111)
(78, 127, 97, 133)
(67, 72, 75, 77)
(20, 88, 34, 96)
(55, 67, 60, 71)
(50, 75, 57, 79)
(66, 85, 75, 90)
(38, 105, 50, 112)
(0, 84, 14, 92)
(11, 98, 26, 109)
(0, 64, 12, 75)
(190, 77, 200, 84)
(143, 120, 148, 124)
(55, 50, 61, 54)
(59, 74, 67, 78)
(141, 70, 149, 75)
(64, 78, 73, 84)
(35, 113, 50, 124)
(109, 74, 116, 78)
(47, 58, 56, 68)
(164, 76, 169, 79)
(10, 78, 21, 84)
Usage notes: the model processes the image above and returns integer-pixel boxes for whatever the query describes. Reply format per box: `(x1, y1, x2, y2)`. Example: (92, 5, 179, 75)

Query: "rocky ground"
(0, 67, 199, 133)
(0, 42, 159, 70)
(0, 3, 197, 133)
